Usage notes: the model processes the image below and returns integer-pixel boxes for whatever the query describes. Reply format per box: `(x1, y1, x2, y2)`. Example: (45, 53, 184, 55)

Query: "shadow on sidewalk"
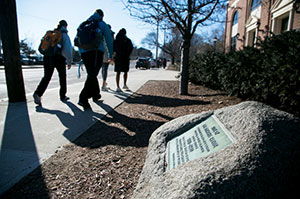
(35, 101, 104, 142)
(0, 102, 49, 198)
(67, 101, 158, 148)
(2, 101, 106, 198)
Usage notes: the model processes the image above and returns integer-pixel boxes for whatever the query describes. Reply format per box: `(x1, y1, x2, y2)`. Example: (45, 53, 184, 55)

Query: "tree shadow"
(71, 94, 209, 149)
(71, 100, 165, 148)
(125, 93, 211, 107)
(188, 93, 228, 97)
(0, 102, 49, 198)
(150, 112, 174, 121)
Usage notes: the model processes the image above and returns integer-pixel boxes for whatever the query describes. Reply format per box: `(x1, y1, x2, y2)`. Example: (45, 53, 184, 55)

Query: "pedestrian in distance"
(113, 28, 133, 92)
(76, 9, 113, 109)
(33, 20, 72, 106)
(77, 59, 84, 79)
(101, 24, 114, 91)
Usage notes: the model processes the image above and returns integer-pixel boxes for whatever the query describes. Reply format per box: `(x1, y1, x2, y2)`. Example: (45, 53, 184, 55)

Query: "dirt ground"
(3, 80, 242, 199)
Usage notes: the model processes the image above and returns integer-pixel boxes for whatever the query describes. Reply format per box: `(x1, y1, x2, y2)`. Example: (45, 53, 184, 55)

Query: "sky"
(15, 0, 155, 52)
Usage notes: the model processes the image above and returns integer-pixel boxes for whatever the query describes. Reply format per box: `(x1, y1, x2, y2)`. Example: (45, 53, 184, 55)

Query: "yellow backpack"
(38, 30, 62, 56)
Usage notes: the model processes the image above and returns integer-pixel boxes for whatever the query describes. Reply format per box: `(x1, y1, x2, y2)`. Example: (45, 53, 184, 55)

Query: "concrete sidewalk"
(0, 68, 178, 194)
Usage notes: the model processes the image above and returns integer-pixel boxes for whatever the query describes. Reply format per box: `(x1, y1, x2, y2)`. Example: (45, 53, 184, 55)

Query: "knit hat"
(59, 20, 68, 27)
(96, 9, 104, 17)
(119, 28, 126, 35)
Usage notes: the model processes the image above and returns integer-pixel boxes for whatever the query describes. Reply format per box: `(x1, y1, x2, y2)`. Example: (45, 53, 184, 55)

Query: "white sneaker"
(123, 85, 130, 91)
(101, 86, 108, 91)
(33, 93, 41, 105)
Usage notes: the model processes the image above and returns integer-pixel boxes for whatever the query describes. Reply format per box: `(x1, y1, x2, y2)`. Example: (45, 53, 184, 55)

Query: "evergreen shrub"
(189, 31, 300, 117)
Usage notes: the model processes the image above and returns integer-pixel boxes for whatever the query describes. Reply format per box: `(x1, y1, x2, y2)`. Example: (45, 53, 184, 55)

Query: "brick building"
(224, 0, 300, 52)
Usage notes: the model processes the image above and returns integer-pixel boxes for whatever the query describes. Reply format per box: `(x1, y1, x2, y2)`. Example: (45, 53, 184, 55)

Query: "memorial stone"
(131, 101, 300, 199)
(166, 116, 234, 170)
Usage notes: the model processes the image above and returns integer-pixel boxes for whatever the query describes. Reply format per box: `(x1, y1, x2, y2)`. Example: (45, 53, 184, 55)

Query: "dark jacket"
(113, 30, 133, 60)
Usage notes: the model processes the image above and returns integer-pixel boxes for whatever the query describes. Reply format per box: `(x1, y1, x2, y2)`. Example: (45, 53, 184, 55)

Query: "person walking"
(77, 9, 113, 109)
(113, 28, 133, 92)
(101, 24, 114, 91)
(33, 20, 72, 106)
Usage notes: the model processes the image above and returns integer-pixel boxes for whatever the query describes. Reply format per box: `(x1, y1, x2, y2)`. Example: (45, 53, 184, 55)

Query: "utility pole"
(156, 19, 159, 66)
(0, 0, 26, 102)
(155, 5, 163, 67)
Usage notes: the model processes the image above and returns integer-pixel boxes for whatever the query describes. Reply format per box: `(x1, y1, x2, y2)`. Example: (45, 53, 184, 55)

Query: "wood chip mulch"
(2, 80, 242, 199)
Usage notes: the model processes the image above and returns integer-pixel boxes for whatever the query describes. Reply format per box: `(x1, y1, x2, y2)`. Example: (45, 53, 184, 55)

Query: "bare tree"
(19, 39, 36, 57)
(161, 27, 181, 64)
(201, 24, 225, 52)
(141, 32, 157, 49)
(123, 0, 225, 94)
(190, 33, 205, 57)
(141, 28, 181, 64)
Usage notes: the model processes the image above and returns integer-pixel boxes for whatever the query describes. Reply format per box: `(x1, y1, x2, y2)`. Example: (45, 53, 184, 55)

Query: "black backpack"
(74, 19, 102, 50)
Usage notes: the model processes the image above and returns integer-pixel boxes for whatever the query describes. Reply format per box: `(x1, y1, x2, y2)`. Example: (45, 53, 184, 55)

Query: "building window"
(231, 36, 237, 51)
(273, 13, 290, 34)
(281, 16, 289, 32)
(230, 11, 239, 51)
(270, 0, 294, 34)
(233, 11, 238, 25)
(251, 0, 261, 12)
(248, 29, 256, 47)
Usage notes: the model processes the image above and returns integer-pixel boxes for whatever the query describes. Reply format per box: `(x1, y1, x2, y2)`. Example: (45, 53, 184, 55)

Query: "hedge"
(189, 31, 300, 117)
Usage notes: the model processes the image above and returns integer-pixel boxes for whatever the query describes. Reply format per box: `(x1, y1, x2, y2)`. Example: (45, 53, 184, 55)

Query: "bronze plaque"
(167, 116, 234, 170)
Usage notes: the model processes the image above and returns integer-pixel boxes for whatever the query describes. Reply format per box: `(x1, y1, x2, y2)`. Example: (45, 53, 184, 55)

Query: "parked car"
(29, 56, 43, 65)
(135, 57, 150, 69)
(21, 54, 31, 65)
(148, 58, 157, 68)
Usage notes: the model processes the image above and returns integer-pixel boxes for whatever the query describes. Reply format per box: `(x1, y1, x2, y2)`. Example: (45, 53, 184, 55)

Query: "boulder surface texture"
(131, 101, 300, 199)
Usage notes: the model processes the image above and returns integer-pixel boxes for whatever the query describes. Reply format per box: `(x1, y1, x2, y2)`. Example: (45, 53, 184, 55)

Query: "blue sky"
(16, 0, 153, 51)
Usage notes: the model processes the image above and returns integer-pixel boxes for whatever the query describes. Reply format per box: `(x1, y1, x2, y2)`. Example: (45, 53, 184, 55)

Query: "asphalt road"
(0, 61, 136, 100)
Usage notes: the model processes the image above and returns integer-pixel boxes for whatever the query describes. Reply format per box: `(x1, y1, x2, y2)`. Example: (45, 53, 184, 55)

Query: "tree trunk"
(171, 56, 175, 65)
(0, 0, 26, 102)
(179, 39, 190, 95)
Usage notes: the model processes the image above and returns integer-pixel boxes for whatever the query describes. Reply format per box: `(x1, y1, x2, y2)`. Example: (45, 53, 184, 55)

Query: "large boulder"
(131, 101, 300, 199)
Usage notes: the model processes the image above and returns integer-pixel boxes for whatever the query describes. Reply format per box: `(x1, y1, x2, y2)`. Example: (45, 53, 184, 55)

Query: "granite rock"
(131, 101, 300, 199)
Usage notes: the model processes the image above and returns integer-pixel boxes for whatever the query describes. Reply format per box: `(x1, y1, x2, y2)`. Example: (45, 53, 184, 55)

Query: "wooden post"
(0, 0, 26, 102)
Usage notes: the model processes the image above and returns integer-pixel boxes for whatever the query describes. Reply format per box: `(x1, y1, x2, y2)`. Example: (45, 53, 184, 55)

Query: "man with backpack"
(33, 20, 72, 106)
(75, 9, 113, 109)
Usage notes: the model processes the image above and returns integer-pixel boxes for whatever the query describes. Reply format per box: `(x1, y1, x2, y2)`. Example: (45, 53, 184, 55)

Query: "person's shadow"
(70, 93, 210, 149)
(36, 101, 104, 142)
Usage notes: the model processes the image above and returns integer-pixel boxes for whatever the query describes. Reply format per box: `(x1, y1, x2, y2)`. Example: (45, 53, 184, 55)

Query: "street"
(0, 61, 137, 100)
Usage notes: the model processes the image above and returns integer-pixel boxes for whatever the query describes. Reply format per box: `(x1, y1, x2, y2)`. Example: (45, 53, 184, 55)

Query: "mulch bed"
(3, 80, 242, 199)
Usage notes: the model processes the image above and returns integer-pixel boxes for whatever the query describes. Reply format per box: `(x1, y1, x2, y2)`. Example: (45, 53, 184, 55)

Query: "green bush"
(189, 31, 300, 117)
(189, 51, 225, 90)
(220, 47, 262, 98)
(258, 31, 300, 113)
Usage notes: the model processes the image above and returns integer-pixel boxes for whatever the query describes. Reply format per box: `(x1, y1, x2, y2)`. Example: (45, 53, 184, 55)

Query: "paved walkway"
(0, 68, 178, 194)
